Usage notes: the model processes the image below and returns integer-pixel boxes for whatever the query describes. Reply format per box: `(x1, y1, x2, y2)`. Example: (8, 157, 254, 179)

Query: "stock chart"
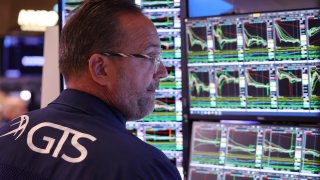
(130, 0, 184, 177)
(188, 122, 320, 180)
(308, 17, 320, 59)
(213, 23, 239, 62)
(186, 9, 320, 119)
(243, 20, 270, 61)
(186, 23, 212, 63)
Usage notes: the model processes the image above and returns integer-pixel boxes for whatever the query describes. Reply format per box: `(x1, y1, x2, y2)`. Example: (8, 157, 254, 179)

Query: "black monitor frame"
(184, 119, 320, 179)
(181, 8, 320, 123)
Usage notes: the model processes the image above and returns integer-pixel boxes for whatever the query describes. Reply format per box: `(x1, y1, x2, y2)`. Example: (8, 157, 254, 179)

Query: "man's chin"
(125, 106, 154, 122)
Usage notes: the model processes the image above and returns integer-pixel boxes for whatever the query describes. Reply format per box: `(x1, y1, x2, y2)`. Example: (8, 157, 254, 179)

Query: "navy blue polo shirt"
(0, 89, 181, 180)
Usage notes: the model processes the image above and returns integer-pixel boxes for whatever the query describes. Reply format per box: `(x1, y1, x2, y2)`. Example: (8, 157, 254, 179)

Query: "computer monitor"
(185, 8, 320, 121)
(188, 121, 320, 179)
(1, 35, 44, 77)
(126, 121, 183, 173)
(133, 0, 184, 176)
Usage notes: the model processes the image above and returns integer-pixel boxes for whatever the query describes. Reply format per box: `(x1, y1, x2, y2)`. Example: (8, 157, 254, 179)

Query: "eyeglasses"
(102, 52, 162, 72)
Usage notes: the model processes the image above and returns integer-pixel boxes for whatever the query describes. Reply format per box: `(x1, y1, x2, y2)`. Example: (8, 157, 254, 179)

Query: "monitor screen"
(185, 9, 320, 121)
(188, 121, 320, 179)
(126, 122, 183, 151)
(60, 0, 185, 177)
(60, 0, 83, 26)
(187, 0, 320, 18)
(1, 35, 44, 77)
(126, 121, 183, 174)
(133, 0, 184, 176)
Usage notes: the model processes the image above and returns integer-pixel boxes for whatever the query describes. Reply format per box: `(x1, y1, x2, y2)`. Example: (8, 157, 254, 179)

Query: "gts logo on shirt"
(0, 115, 97, 163)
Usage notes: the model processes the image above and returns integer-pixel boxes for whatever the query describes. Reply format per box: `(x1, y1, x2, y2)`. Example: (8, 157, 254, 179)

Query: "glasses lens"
(155, 54, 162, 71)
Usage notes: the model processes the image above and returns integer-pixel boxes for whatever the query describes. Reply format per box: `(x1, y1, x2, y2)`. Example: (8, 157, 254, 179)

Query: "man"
(0, 0, 181, 179)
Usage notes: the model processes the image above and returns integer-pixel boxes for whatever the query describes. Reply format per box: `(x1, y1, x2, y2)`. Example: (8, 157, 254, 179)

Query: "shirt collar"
(50, 89, 127, 128)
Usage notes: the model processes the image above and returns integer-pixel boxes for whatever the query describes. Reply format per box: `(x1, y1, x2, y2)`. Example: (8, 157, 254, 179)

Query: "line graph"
(274, 19, 302, 60)
(243, 21, 269, 61)
(302, 130, 320, 173)
(226, 128, 257, 168)
(159, 32, 181, 59)
(310, 66, 320, 110)
(189, 71, 211, 97)
(213, 22, 240, 62)
(308, 18, 320, 45)
(145, 127, 177, 151)
(189, 122, 320, 177)
(274, 20, 301, 47)
(214, 24, 237, 51)
(308, 23, 320, 38)
(154, 97, 176, 112)
(150, 15, 174, 28)
(160, 65, 180, 90)
(161, 65, 175, 83)
(216, 71, 239, 97)
(308, 17, 320, 59)
(246, 69, 270, 97)
(277, 69, 302, 97)
(263, 129, 297, 171)
(189, 67, 215, 108)
(310, 67, 320, 96)
(160, 35, 175, 50)
(191, 124, 222, 165)
(187, 25, 208, 51)
(244, 22, 268, 48)
(143, 94, 180, 121)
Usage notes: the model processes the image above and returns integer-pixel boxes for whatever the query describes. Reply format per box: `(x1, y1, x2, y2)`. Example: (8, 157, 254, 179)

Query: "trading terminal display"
(188, 121, 320, 180)
(61, 0, 183, 177)
(126, 122, 183, 174)
(60, 0, 83, 25)
(133, 0, 184, 177)
(243, 19, 272, 61)
(186, 20, 213, 63)
(134, 0, 182, 123)
(186, 9, 320, 119)
(308, 16, 320, 59)
(213, 22, 241, 62)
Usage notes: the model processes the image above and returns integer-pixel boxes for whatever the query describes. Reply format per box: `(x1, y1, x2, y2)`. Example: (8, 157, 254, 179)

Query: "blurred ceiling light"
(17, 9, 59, 32)
(20, 90, 32, 101)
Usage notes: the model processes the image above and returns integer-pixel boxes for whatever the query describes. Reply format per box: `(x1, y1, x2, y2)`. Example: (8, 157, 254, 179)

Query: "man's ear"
(88, 53, 109, 86)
